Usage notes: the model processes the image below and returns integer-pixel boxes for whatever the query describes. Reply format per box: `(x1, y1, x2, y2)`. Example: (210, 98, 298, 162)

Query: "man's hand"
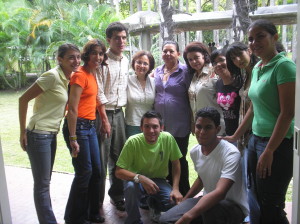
(139, 175, 160, 195)
(101, 120, 111, 138)
(175, 213, 193, 224)
(170, 189, 183, 204)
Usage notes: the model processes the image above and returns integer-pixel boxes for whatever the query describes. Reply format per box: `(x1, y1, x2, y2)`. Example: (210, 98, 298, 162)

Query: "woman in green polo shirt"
(19, 43, 81, 224)
(225, 19, 296, 223)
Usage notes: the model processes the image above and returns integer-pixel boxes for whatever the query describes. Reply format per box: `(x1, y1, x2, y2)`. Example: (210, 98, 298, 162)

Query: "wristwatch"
(133, 174, 140, 183)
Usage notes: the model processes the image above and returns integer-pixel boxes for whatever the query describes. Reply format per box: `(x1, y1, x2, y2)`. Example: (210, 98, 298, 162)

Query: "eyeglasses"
(212, 58, 226, 67)
(135, 60, 149, 67)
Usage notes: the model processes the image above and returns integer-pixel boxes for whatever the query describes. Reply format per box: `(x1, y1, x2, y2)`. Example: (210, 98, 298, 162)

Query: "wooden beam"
(123, 4, 297, 36)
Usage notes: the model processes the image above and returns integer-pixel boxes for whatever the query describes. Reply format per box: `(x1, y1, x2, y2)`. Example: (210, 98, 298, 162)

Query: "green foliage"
(0, 0, 120, 90)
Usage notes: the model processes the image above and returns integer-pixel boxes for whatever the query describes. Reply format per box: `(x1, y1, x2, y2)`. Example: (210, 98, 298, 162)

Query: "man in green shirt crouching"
(116, 110, 183, 224)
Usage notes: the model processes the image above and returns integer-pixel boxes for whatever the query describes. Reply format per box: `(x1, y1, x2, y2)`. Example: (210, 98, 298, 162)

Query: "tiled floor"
(4, 165, 292, 224)
(5, 166, 153, 224)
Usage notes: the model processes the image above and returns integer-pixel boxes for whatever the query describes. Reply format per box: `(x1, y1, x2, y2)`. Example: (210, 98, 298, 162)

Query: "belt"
(77, 117, 96, 125)
(253, 134, 270, 141)
(106, 108, 121, 114)
(31, 129, 57, 135)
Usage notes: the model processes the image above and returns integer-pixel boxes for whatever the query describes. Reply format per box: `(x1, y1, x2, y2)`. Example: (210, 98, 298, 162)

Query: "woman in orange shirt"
(64, 39, 106, 224)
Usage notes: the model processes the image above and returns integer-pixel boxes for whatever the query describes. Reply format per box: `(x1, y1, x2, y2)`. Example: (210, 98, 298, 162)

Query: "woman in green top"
(225, 19, 296, 223)
(19, 43, 81, 224)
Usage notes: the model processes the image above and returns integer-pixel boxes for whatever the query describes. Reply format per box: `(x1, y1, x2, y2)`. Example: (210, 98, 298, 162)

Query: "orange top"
(70, 66, 98, 120)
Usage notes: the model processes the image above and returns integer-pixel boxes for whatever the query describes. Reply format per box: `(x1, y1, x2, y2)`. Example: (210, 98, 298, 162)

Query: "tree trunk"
(160, 0, 175, 41)
(232, 0, 252, 41)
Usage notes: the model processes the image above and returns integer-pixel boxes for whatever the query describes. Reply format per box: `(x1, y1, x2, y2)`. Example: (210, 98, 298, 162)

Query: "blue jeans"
(27, 130, 57, 224)
(124, 178, 175, 224)
(63, 118, 102, 224)
(248, 135, 293, 224)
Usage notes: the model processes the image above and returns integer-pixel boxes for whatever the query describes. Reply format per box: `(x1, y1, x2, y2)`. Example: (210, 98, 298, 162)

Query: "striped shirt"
(96, 49, 129, 110)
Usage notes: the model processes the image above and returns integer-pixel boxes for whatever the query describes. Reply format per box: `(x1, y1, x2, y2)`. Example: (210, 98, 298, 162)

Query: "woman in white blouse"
(125, 50, 155, 138)
(183, 42, 225, 135)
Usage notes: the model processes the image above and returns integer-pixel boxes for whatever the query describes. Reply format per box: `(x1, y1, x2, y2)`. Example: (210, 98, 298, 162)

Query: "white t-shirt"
(125, 74, 155, 126)
(190, 139, 249, 216)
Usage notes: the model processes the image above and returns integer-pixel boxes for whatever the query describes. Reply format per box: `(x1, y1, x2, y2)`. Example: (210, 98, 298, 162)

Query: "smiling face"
(186, 51, 205, 73)
(134, 55, 150, 78)
(87, 46, 104, 69)
(140, 118, 163, 144)
(107, 30, 127, 56)
(212, 55, 229, 77)
(248, 26, 278, 59)
(162, 44, 180, 65)
(230, 49, 252, 70)
(58, 49, 81, 76)
(195, 117, 220, 148)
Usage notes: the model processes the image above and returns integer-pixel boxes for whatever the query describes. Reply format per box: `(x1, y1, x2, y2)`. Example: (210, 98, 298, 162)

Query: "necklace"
(163, 63, 178, 75)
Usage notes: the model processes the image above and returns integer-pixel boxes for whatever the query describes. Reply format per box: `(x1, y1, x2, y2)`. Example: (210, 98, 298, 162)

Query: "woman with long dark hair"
(226, 19, 296, 223)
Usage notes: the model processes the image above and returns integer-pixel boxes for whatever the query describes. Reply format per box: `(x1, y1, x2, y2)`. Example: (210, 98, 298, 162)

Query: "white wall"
(0, 137, 12, 224)
(291, 3, 300, 224)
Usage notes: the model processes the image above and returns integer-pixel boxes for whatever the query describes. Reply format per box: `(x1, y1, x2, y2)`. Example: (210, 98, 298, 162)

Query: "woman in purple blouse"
(154, 40, 193, 196)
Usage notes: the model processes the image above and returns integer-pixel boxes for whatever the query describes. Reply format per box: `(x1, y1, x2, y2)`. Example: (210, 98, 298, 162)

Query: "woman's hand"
(257, 149, 273, 178)
(221, 135, 237, 143)
(70, 140, 80, 158)
(19, 131, 27, 151)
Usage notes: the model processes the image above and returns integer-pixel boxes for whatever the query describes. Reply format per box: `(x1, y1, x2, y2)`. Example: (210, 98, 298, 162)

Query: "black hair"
(140, 110, 163, 127)
(226, 42, 259, 77)
(57, 43, 80, 58)
(183, 41, 210, 74)
(106, 22, 128, 39)
(248, 19, 277, 36)
(210, 48, 227, 65)
(162, 40, 180, 52)
(195, 107, 220, 127)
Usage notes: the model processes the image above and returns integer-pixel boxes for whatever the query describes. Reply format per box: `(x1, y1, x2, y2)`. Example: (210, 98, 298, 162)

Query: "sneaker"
(110, 199, 126, 211)
(149, 207, 161, 223)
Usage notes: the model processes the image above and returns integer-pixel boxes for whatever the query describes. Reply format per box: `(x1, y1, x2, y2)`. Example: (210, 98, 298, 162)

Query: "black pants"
(167, 134, 190, 196)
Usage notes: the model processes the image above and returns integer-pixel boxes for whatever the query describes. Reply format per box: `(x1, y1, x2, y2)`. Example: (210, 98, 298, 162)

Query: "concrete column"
(140, 30, 151, 51)
(0, 137, 12, 224)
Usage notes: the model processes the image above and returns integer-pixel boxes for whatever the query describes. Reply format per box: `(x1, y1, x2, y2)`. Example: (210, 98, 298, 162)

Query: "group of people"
(19, 18, 295, 224)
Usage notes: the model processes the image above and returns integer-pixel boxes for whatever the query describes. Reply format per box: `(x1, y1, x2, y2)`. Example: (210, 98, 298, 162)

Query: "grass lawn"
(0, 88, 292, 201)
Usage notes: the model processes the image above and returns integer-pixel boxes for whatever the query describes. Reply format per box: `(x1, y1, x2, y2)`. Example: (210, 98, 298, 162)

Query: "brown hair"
(81, 39, 108, 65)
(183, 42, 210, 73)
(131, 51, 155, 76)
